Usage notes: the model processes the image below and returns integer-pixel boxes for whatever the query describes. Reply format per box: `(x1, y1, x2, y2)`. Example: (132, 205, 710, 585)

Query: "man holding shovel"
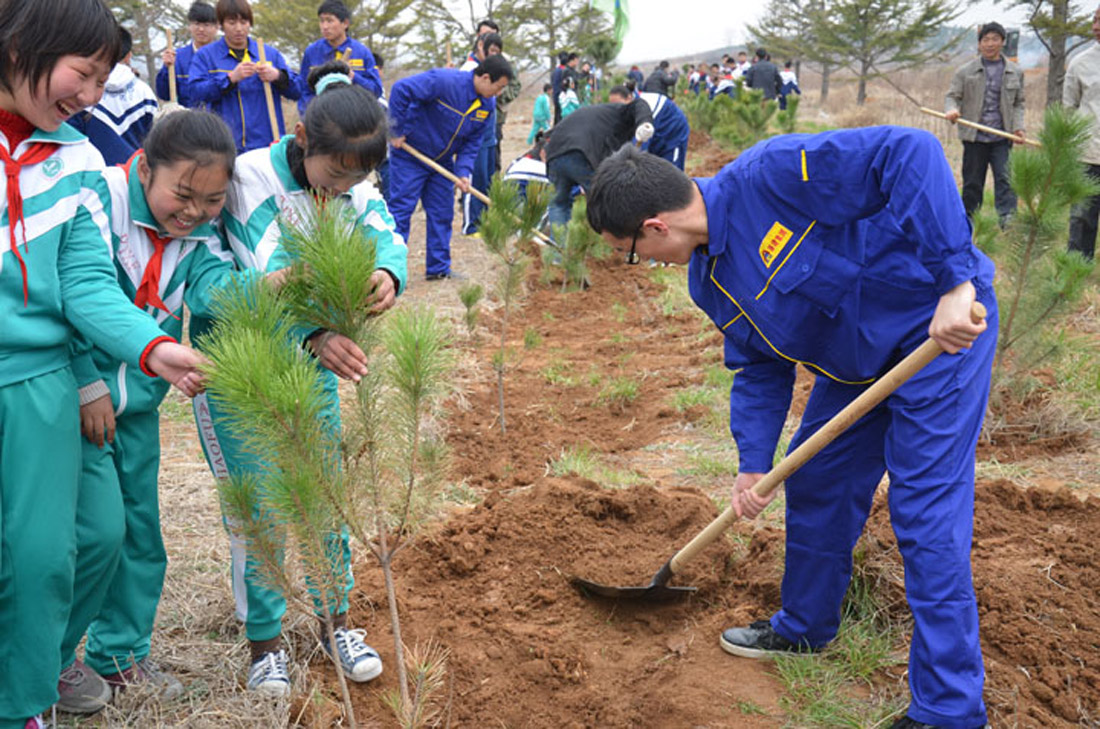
(586, 127, 996, 729)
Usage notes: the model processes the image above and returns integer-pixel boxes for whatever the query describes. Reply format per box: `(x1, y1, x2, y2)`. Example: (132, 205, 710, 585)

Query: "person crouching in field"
(586, 129, 997, 729)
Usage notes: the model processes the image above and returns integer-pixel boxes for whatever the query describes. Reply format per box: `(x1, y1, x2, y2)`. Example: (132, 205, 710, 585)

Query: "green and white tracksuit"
(191, 135, 407, 642)
(61, 156, 260, 677)
(0, 123, 173, 728)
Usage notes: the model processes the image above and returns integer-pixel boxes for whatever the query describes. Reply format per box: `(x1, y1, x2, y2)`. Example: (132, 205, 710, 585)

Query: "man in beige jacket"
(1064, 5, 1100, 260)
(945, 21, 1026, 225)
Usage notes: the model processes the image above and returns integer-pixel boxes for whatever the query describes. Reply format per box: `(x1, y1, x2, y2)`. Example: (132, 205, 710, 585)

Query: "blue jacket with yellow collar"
(388, 68, 496, 179)
(687, 126, 994, 472)
(188, 37, 301, 153)
(298, 36, 383, 114)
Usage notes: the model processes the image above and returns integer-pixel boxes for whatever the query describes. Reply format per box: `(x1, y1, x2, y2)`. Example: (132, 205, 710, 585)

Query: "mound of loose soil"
(345, 477, 785, 728)
(334, 475, 1099, 728)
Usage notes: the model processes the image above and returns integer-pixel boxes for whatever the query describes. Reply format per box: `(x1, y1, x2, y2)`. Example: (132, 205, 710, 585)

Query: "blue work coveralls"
(688, 126, 996, 729)
(388, 68, 495, 277)
(188, 37, 300, 153)
(155, 42, 202, 108)
(636, 91, 691, 170)
(297, 36, 383, 115)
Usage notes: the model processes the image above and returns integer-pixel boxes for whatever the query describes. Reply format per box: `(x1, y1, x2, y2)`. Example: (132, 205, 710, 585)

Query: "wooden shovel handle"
(668, 301, 988, 575)
(256, 38, 280, 141)
(920, 107, 1039, 148)
(400, 141, 557, 247)
(165, 28, 177, 104)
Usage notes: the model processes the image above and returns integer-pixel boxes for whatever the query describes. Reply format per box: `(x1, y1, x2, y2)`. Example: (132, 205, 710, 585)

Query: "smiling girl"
(54, 110, 283, 714)
(0, 1, 205, 726)
(189, 60, 406, 697)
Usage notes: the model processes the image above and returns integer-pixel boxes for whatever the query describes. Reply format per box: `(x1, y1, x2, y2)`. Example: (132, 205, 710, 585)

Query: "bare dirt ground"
(61, 69, 1099, 728)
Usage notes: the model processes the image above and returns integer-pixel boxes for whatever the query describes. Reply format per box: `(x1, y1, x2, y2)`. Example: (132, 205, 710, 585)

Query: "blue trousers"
(547, 150, 594, 236)
(389, 148, 457, 277)
(770, 293, 997, 729)
(461, 143, 497, 235)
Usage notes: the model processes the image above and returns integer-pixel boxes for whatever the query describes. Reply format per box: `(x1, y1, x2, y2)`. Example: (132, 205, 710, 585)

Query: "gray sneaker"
(100, 657, 184, 699)
(719, 620, 815, 659)
(56, 659, 112, 714)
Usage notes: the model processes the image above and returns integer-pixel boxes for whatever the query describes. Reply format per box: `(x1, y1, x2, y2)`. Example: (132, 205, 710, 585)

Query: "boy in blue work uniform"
(388, 54, 514, 280)
(608, 84, 690, 170)
(297, 0, 383, 115)
(188, 0, 300, 153)
(156, 1, 219, 109)
(587, 130, 996, 729)
(459, 32, 504, 236)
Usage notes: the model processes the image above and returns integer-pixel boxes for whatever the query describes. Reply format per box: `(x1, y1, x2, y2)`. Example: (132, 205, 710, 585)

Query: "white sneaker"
(324, 627, 383, 683)
(246, 650, 290, 697)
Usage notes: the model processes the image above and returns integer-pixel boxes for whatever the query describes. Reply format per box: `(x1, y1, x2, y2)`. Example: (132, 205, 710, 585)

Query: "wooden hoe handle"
(668, 301, 988, 575)
(920, 107, 1040, 148)
(400, 141, 557, 247)
(165, 28, 177, 104)
(256, 38, 280, 142)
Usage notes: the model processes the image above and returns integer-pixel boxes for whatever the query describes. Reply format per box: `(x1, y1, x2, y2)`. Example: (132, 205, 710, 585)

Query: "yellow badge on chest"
(475, 109, 490, 121)
(759, 222, 793, 268)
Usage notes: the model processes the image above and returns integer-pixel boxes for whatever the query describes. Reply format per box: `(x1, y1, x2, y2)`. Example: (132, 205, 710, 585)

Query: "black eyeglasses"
(626, 222, 643, 265)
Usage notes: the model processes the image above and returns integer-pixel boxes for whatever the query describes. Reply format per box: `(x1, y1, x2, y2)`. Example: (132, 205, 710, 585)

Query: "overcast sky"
(615, 0, 1037, 63)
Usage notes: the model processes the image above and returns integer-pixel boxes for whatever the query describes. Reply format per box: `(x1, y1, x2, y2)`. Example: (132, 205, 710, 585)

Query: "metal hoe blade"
(571, 560, 697, 603)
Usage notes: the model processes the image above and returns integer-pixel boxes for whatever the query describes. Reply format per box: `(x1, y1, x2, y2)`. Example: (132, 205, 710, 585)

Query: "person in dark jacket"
(642, 60, 678, 97)
(743, 47, 782, 100)
(543, 100, 653, 233)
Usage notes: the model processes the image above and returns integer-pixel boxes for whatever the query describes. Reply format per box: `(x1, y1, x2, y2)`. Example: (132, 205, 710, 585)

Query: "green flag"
(592, 0, 630, 47)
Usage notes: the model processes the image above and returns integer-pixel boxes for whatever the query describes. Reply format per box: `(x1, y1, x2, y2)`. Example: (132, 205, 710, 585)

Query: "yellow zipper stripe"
(432, 98, 483, 162)
(756, 220, 816, 300)
(801, 149, 808, 181)
(709, 259, 874, 385)
(721, 313, 743, 330)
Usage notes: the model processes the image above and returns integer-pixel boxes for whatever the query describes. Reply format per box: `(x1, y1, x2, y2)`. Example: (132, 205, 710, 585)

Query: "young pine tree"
(479, 176, 550, 433)
(989, 105, 1098, 385)
(204, 197, 453, 728)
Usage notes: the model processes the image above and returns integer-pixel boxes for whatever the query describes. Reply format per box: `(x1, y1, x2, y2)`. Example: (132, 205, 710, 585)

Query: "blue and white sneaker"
(324, 627, 383, 683)
(246, 650, 290, 697)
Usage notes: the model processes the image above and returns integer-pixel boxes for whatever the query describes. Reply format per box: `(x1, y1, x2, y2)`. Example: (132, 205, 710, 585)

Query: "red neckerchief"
(133, 227, 174, 315)
(123, 152, 177, 317)
(0, 109, 59, 305)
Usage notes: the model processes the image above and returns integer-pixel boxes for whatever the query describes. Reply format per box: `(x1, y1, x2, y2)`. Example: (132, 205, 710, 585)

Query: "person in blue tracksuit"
(68, 29, 157, 166)
(388, 54, 514, 279)
(155, 1, 219, 108)
(297, 0, 383, 115)
(188, 0, 300, 153)
(608, 85, 690, 170)
(586, 129, 997, 729)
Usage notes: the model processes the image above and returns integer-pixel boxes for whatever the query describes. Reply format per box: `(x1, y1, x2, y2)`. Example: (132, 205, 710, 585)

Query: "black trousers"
(961, 140, 1016, 221)
(1068, 163, 1100, 260)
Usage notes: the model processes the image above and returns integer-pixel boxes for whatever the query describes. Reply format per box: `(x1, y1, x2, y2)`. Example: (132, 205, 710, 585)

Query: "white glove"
(634, 122, 654, 143)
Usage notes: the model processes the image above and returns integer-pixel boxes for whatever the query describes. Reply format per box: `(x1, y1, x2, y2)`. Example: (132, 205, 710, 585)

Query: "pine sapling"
(542, 197, 605, 291)
(993, 105, 1098, 381)
(202, 197, 454, 728)
(457, 282, 484, 338)
(479, 176, 549, 433)
(202, 276, 359, 722)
